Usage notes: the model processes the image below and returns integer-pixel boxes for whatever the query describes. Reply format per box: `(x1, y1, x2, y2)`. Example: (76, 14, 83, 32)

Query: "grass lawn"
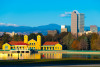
(0, 58, 100, 66)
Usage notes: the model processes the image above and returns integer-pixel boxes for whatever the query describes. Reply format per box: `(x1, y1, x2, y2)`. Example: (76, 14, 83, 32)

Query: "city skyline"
(0, 0, 100, 27)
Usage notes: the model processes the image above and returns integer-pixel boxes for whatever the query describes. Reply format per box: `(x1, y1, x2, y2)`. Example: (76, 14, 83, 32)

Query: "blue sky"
(0, 0, 100, 27)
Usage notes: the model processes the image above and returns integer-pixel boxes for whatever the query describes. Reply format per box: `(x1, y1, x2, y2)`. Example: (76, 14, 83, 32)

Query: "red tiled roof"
(43, 41, 59, 45)
(9, 41, 29, 45)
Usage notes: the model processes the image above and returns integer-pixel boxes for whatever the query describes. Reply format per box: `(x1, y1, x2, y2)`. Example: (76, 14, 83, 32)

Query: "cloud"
(60, 12, 72, 17)
(60, 10, 79, 17)
(0, 23, 18, 27)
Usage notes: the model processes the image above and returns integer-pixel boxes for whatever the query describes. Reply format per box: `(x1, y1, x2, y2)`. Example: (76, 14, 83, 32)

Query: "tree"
(28, 33, 37, 40)
(91, 35, 100, 50)
(2, 32, 11, 43)
(62, 33, 75, 50)
(0, 41, 3, 49)
(91, 33, 98, 50)
(44, 34, 53, 41)
(71, 40, 80, 50)
(58, 32, 69, 42)
(80, 39, 88, 50)
(78, 35, 89, 50)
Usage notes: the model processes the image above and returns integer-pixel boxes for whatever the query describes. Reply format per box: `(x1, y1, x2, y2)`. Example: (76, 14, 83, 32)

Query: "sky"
(0, 0, 100, 27)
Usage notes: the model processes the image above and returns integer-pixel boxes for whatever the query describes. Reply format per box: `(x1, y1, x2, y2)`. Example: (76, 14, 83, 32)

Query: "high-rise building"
(90, 25, 97, 33)
(78, 13, 84, 33)
(71, 10, 84, 37)
(61, 25, 67, 33)
(71, 11, 78, 37)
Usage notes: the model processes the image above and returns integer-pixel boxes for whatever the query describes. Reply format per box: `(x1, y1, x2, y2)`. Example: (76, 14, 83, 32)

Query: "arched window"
(34, 43, 35, 45)
(30, 43, 31, 45)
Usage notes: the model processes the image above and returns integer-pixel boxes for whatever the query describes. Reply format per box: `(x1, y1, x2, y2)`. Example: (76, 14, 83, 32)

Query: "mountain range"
(0, 24, 99, 35)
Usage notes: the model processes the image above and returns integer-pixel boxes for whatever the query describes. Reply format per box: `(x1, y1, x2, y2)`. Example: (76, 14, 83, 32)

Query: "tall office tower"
(78, 13, 84, 33)
(61, 25, 67, 33)
(71, 11, 78, 37)
(90, 25, 98, 33)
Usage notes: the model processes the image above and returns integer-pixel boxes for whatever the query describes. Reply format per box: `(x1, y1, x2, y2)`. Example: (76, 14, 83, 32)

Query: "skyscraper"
(71, 11, 78, 37)
(71, 10, 84, 37)
(78, 13, 84, 33)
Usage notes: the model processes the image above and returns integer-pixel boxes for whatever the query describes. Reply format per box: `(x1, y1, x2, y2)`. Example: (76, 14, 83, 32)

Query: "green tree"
(28, 33, 37, 40)
(2, 32, 11, 43)
(91, 33, 98, 50)
(93, 36, 100, 50)
(62, 33, 75, 50)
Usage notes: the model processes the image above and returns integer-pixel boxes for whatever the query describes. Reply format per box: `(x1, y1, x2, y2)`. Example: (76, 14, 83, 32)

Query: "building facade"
(41, 42, 62, 50)
(48, 30, 58, 36)
(71, 11, 78, 37)
(90, 25, 98, 33)
(6, 31, 17, 37)
(71, 11, 84, 37)
(2, 35, 62, 50)
(61, 25, 67, 33)
(78, 13, 84, 33)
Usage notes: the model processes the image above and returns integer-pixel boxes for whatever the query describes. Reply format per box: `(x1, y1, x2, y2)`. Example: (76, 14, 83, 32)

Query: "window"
(17, 51, 20, 53)
(50, 47, 51, 50)
(21, 51, 24, 53)
(30, 43, 31, 45)
(53, 47, 54, 50)
(11, 47, 13, 49)
(34, 47, 35, 49)
(5, 46, 8, 49)
(32, 47, 33, 49)
(41, 47, 43, 50)
(60, 47, 61, 49)
(55, 47, 57, 49)
(34, 43, 35, 45)
(23, 47, 24, 49)
(32, 43, 33, 45)
(30, 47, 31, 49)
(8, 54, 10, 56)
(58, 47, 59, 49)
(26, 51, 29, 53)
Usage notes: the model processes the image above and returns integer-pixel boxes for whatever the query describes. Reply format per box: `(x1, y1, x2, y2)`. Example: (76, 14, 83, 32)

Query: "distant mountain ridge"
(0, 24, 98, 35)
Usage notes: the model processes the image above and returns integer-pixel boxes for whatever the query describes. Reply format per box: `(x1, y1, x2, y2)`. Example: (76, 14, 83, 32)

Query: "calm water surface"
(0, 53, 100, 60)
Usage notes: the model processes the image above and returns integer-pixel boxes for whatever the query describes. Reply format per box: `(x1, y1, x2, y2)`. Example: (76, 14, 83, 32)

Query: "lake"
(0, 52, 100, 60)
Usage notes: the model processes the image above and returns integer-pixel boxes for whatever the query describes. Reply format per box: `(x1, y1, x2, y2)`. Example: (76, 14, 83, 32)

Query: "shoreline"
(38, 50, 100, 55)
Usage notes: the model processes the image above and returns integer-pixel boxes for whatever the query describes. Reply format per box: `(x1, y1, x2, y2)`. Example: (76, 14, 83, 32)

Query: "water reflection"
(0, 53, 62, 60)
(1, 53, 100, 60)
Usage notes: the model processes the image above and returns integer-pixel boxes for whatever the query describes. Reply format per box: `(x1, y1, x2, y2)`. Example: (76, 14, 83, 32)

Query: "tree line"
(0, 32, 99, 51)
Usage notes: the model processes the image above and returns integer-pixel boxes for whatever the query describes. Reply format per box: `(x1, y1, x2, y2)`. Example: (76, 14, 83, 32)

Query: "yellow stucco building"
(41, 42, 62, 50)
(2, 35, 62, 50)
